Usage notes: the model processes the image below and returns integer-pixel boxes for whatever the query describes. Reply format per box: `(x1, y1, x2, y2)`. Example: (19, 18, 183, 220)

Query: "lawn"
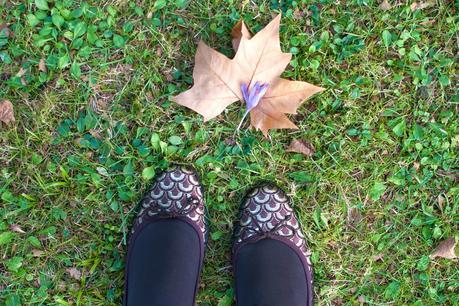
(1, 0, 458, 305)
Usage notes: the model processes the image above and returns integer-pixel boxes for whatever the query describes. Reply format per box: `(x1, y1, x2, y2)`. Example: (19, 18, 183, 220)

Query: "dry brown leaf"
(430, 237, 457, 259)
(173, 17, 246, 121)
(172, 41, 243, 121)
(172, 15, 324, 136)
(286, 139, 315, 156)
(437, 194, 444, 211)
(156, 46, 163, 57)
(373, 253, 384, 261)
(0, 100, 15, 126)
(231, 20, 251, 52)
(66, 267, 82, 280)
(410, 1, 435, 11)
(32, 249, 44, 257)
(16, 67, 26, 77)
(108, 63, 133, 75)
(379, 0, 392, 10)
(419, 19, 436, 26)
(231, 15, 324, 135)
(38, 58, 47, 73)
(89, 129, 103, 140)
(293, 9, 306, 20)
(10, 224, 25, 233)
(410, 1, 419, 10)
(249, 78, 323, 135)
(347, 207, 363, 225)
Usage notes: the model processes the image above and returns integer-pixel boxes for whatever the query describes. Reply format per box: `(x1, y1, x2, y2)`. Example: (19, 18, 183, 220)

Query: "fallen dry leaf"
(231, 20, 251, 52)
(38, 58, 47, 73)
(156, 46, 163, 57)
(10, 224, 25, 233)
(419, 19, 436, 26)
(231, 16, 324, 135)
(379, 0, 392, 10)
(373, 253, 384, 261)
(430, 237, 457, 259)
(437, 194, 444, 211)
(32, 249, 44, 257)
(171, 41, 243, 121)
(293, 9, 306, 20)
(16, 67, 26, 78)
(410, 1, 435, 11)
(66, 267, 82, 280)
(347, 207, 363, 225)
(248, 78, 323, 135)
(0, 100, 15, 126)
(89, 129, 103, 140)
(172, 15, 324, 136)
(286, 139, 315, 156)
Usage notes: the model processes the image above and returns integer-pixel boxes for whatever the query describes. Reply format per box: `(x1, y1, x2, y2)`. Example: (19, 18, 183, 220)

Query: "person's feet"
(124, 165, 206, 306)
(233, 184, 313, 306)
(124, 173, 312, 306)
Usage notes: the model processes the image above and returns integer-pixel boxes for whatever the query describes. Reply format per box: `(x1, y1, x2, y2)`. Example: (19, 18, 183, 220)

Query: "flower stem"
(236, 110, 249, 131)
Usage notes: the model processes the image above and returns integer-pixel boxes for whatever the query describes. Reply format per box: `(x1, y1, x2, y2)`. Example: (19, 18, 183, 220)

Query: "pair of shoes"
(124, 165, 313, 306)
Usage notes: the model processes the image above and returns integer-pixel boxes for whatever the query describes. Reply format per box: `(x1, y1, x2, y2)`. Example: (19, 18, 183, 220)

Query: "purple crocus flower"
(237, 81, 269, 130)
(241, 81, 269, 112)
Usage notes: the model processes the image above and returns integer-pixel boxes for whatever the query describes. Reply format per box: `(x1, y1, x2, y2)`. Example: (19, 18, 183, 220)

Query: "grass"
(1, 0, 458, 304)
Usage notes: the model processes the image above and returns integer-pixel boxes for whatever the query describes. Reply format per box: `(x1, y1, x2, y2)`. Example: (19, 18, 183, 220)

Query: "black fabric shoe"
(124, 165, 207, 306)
(232, 184, 313, 306)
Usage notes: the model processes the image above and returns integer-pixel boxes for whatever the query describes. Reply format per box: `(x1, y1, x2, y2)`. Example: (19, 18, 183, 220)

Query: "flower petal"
(241, 83, 250, 102)
(258, 83, 269, 97)
(249, 81, 261, 103)
(248, 82, 269, 111)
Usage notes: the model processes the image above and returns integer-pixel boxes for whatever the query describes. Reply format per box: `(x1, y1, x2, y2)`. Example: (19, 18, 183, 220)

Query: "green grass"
(1, 0, 458, 305)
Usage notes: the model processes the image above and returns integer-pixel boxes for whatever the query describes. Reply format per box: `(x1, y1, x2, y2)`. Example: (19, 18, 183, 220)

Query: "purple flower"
(241, 81, 269, 112)
(237, 81, 269, 131)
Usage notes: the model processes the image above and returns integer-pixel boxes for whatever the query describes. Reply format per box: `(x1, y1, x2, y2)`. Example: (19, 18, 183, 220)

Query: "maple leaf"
(171, 41, 243, 121)
(231, 20, 251, 52)
(173, 14, 324, 136)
